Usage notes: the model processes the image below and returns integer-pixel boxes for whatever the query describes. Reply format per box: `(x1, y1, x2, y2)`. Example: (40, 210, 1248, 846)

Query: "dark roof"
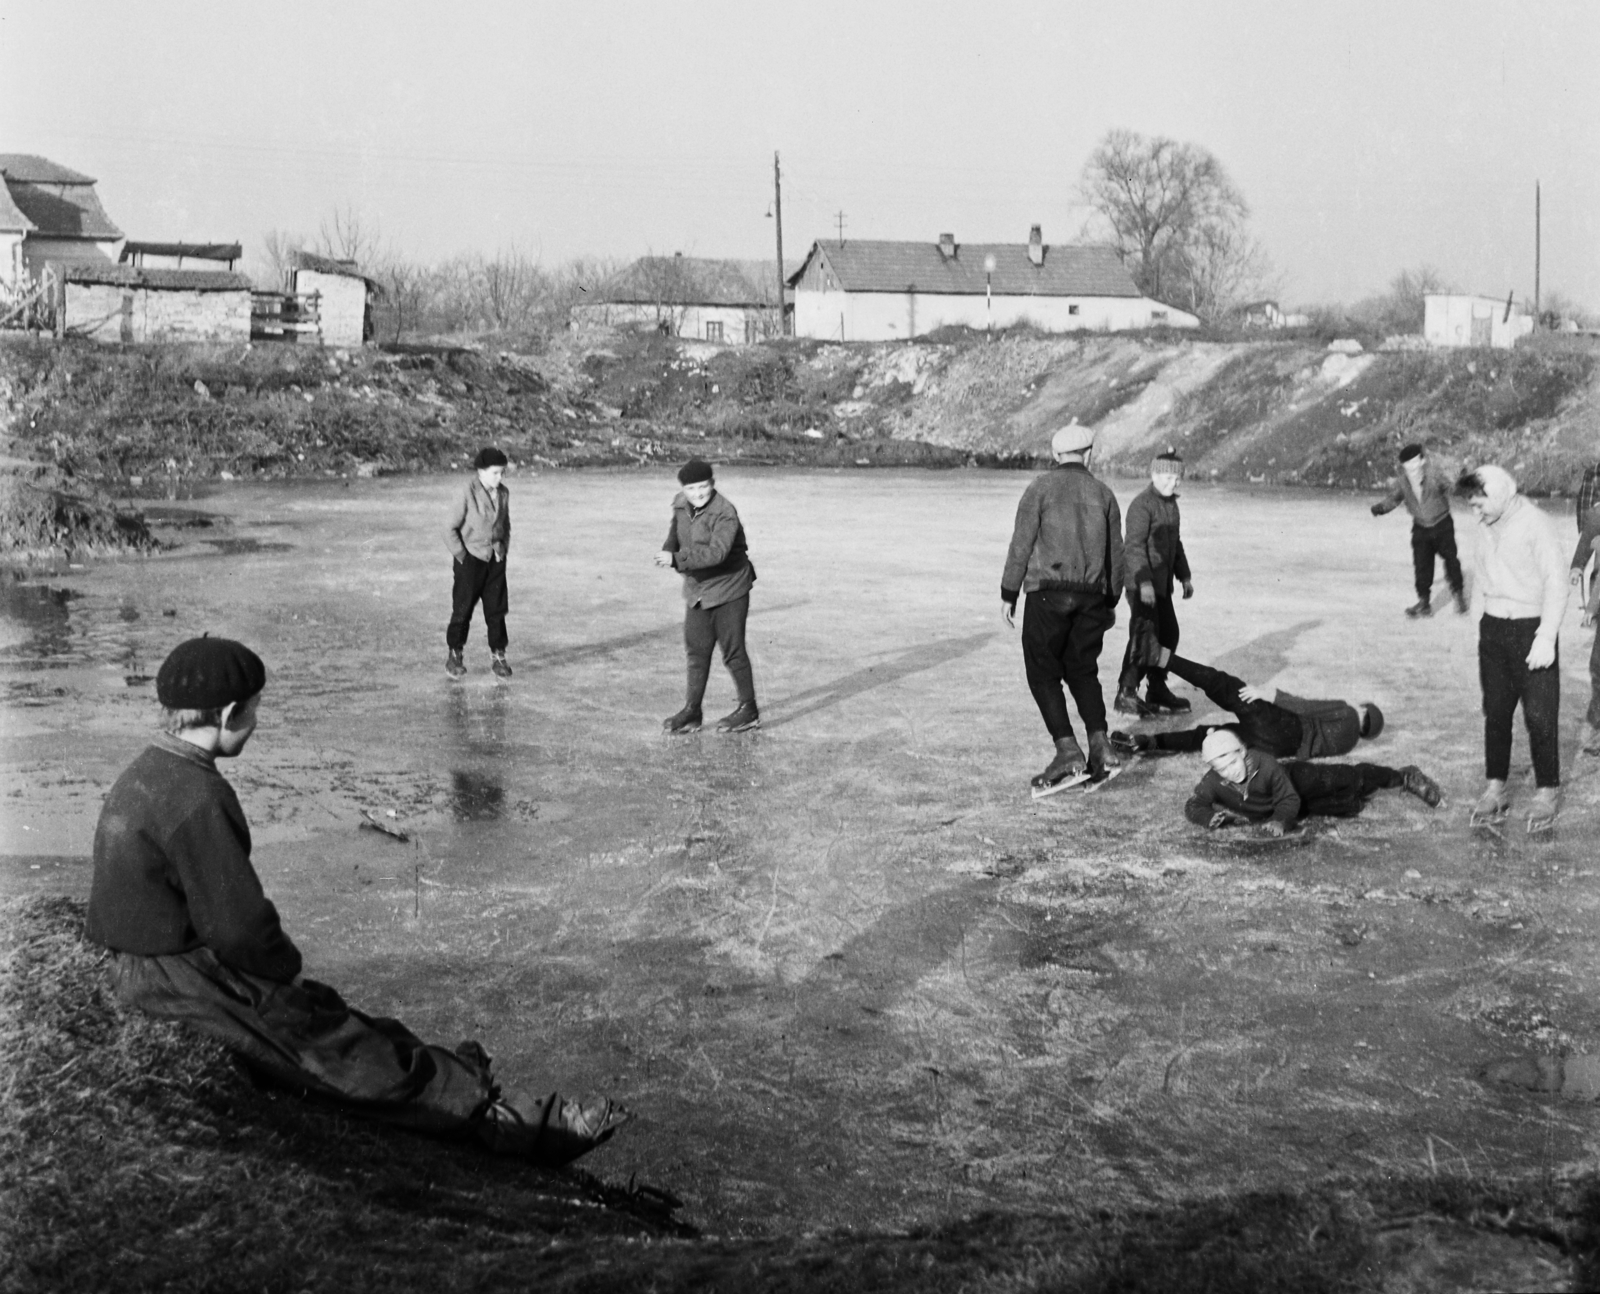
(4, 179, 122, 239)
(597, 256, 772, 307)
(0, 154, 96, 184)
(120, 240, 242, 264)
(62, 264, 252, 292)
(0, 182, 33, 232)
(789, 239, 1141, 298)
(291, 249, 384, 292)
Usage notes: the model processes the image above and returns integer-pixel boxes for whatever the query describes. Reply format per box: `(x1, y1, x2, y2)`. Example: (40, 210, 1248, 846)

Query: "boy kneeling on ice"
(1185, 728, 1441, 836)
(87, 636, 628, 1166)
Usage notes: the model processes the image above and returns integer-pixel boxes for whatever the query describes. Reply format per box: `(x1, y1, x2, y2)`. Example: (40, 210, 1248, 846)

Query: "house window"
(1068, 304, 1080, 316)
(1150, 311, 1167, 322)
(706, 321, 724, 341)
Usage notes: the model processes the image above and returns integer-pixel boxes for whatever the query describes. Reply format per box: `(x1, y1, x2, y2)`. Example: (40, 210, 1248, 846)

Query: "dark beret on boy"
(677, 459, 715, 485)
(1398, 444, 1424, 463)
(157, 637, 266, 709)
(474, 446, 508, 469)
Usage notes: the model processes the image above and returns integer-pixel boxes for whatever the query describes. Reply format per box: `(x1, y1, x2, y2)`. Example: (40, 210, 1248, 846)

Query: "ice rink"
(3, 466, 1596, 1235)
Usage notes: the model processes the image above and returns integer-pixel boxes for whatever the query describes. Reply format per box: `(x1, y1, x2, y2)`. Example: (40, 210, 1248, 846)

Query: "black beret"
(157, 637, 266, 709)
(677, 458, 714, 485)
(474, 446, 508, 469)
(1360, 701, 1384, 740)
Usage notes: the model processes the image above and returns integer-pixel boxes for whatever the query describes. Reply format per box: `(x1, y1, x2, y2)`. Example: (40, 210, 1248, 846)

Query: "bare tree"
(370, 252, 435, 344)
(1173, 220, 1277, 324)
(317, 205, 382, 268)
(1348, 265, 1452, 335)
(254, 229, 305, 291)
(1079, 129, 1250, 308)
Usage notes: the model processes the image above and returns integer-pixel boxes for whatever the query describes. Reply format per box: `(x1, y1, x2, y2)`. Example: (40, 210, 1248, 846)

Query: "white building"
(288, 250, 383, 346)
(1424, 293, 1534, 350)
(0, 153, 124, 294)
(570, 254, 778, 344)
(61, 265, 253, 344)
(788, 227, 1198, 341)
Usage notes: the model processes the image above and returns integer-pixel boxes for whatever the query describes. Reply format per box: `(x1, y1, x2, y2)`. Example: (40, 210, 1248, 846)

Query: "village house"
(0, 153, 124, 295)
(787, 227, 1198, 341)
(1423, 292, 1534, 350)
(570, 254, 778, 344)
(285, 250, 384, 347)
(60, 263, 253, 344)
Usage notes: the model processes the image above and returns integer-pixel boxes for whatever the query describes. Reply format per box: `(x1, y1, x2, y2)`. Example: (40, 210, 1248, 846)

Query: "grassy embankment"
(3, 896, 1592, 1292)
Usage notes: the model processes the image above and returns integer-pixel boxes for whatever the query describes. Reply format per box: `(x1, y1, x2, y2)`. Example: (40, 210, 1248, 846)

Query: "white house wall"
(570, 301, 774, 343)
(0, 232, 23, 292)
(1424, 295, 1534, 350)
(793, 289, 1196, 340)
(295, 270, 368, 346)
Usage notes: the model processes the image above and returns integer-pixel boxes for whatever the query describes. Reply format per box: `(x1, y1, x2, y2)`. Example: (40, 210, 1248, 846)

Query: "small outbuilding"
(570, 255, 778, 344)
(1424, 293, 1534, 350)
(59, 264, 253, 343)
(787, 227, 1198, 341)
(286, 250, 383, 346)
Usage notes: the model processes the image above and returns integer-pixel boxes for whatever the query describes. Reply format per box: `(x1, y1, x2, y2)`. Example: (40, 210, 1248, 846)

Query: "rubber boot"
(1031, 735, 1086, 789)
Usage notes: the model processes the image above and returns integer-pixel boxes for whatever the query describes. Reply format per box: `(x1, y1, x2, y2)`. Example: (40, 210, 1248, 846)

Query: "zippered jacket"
(663, 490, 754, 609)
(1001, 463, 1124, 604)
(1184, 750, 1300, 828)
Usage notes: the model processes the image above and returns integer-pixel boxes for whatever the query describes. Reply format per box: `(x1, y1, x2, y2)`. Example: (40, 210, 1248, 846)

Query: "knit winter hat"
(157, 637, 266, 709)
(677, 459, 715, 485)
(474, 446, 508, 469)
(1200, 728, 1245, 762)
(1152, 449, 1184, 472)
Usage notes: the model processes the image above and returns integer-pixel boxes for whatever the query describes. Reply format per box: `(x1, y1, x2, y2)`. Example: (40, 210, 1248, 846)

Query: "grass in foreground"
(2, 895, 1594, 1293)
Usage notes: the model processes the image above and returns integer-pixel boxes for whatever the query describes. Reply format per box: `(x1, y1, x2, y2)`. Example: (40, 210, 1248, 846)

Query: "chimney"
(938, 232, 956, 260)
(1027, 225, 1044, 267)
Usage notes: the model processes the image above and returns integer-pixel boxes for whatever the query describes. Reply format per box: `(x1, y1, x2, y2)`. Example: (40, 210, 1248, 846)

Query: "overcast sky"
(3, 0, 1595, 307)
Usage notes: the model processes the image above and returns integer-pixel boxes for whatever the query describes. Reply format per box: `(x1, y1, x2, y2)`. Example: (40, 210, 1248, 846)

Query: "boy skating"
(87, 636, 628, 1166)
(656, 459, 760, 734)
(444, 447, 512, 678)
(1115, 627, 1383, 761)
(1116, 448, 1194, 718)
(1185, 729, 1440, 837)
(1001, 424, 1125, 791)
(1456, 466, 1569, 832)
(1370, 443, 1466, 617)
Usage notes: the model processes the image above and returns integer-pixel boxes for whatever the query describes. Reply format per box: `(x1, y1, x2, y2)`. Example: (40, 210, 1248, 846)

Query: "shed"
(787, 227, 1198, 341)
(1424, 293, 1534, 350)
(570, 255, 777, 343)
(59, 264, 253, 343)
(288, 250, 384, 346)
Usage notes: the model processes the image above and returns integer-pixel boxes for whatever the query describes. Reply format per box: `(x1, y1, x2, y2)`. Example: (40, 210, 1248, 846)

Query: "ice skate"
(1030, 735, 1089, 799)
(1404, 599, 1434, 619)
(1581, 724, 1600, 757)
(662, 706, 702, 736)
(1086, 730, 1123, 779)
(1114, 687, 1151, 718)
(715, 701, 761, 733)
(1399, 765, 1442, 807)
(1526, 786, 1560, 835)
(1143, 679, 1191, 714)
(1452, 589, 1469, 615)
(1109, 729, 1148, 759)
(445, 649, 466, 679)
(1469, 779, 1509, 828)
(490, 651, 513, 679)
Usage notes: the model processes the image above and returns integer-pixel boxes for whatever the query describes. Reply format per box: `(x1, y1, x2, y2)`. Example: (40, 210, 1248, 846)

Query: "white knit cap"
(1200, 728, 1246, 762)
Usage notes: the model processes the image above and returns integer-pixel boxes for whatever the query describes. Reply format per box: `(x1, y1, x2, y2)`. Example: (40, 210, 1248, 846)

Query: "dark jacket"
(1372, 463, 1452, 528)
(444, 476, 510, 562)
(1122, 484, 1190, 597)
(86, 736, 302, 983)
(1275, 690, 1362, 759)
(1571, 503, 1600, 573)
(1001, 463, 1124, 605)
(663, 490, 754, 609)
(1185, 750, 1300, 829)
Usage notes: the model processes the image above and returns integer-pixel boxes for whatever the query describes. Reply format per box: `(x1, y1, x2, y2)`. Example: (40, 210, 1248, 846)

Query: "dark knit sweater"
(1184, 750, 1300, 828)
(86, 736, 302, 983)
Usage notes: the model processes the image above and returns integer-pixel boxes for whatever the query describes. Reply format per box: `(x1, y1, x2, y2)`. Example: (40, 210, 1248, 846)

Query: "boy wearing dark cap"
(1371, 444, 1466, 617)
(1115, 449, 1194, 718)
(655, 459, 759, 734)
(87, 636, 627, 1166)
(444, 447, 512, 679)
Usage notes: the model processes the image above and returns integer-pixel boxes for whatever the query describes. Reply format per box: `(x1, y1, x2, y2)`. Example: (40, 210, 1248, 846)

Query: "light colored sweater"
(1469, 480, 1569, 643)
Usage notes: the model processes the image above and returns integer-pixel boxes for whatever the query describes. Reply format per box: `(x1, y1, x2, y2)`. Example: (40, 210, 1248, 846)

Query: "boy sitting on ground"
(87, 636, 627, 1166)
(1185, 728, 1441, 837)
(1114, 623, 1382, 761)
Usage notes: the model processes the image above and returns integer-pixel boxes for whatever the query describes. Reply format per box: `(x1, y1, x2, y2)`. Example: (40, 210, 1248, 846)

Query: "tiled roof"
(0, 181, 34, 232)
(599, 256, 772, 307)
(0, 154, 96, 184)
(63, 265, 253, 292)
(792, 239, 1141, 298)
(5, 180, 122, 239)
(291, 249, 384, 292)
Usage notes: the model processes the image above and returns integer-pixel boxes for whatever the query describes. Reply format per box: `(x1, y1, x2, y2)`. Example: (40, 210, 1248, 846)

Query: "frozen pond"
(3, 468, 1597, 1235)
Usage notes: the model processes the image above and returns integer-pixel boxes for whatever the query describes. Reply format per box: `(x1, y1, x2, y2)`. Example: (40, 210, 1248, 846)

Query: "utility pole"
(835, 210, 847, 245)
(1534, 180, 1541, 322)
(773, 151, 786, 338)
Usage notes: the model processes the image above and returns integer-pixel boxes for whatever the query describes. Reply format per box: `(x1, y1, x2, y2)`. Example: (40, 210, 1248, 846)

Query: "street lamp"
(983, 254, 996, 339)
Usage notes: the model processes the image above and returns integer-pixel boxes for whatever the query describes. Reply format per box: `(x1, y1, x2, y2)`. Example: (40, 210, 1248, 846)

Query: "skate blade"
(1527, 816, 1557, 836)
(1082, 763, 1129, 792)
(1031, 770, 1092, 800)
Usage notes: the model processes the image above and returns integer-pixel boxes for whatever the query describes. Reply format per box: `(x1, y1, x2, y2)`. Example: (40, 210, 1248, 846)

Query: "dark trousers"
(1590, 627, 1600, 728)
(685, 594, 754, 710)
(1479, 615, 1560, 787)
(110, 947, 493, 1132)
(1119, 593, 1180, 691)
(1150, 655, 1304, 757)
(1286, 761, 1403, 819)
(1021, 592, 1114, 742)
(1411, 518, 1463, 602)
(447, 554, 508, 652)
